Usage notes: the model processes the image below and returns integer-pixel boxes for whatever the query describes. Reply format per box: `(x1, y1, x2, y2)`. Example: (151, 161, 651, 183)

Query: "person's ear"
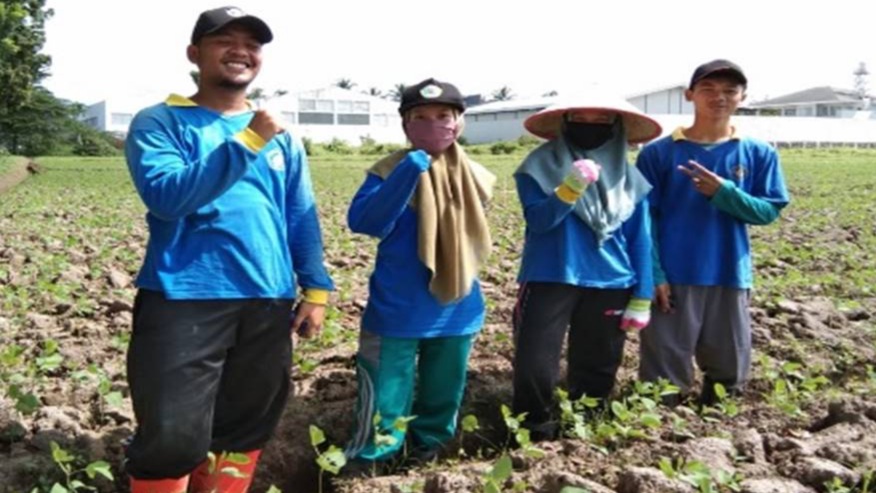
(186, 44, 199, 64)
(684, 89, 694, 102)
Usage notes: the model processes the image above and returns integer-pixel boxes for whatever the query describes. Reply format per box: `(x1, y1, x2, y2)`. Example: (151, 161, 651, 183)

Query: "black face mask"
(563, 122, 615, 150)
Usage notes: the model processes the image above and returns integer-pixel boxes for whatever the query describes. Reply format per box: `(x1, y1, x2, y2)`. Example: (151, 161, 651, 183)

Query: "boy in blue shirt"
(636, 59, 790, 406)
(124, 7, 333, 492)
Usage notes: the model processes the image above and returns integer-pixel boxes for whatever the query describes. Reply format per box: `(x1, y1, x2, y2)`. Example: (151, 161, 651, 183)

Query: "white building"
(626, 84, 693, 115)
(270, 86, 404, 144)
(463, 85, 697, 144)
(80, 97, 142, 137)
(80, 86, 406, 145)
(461, 85, 876, 146)
(748, 86, 872, 118)
(462, 96, 557, 144)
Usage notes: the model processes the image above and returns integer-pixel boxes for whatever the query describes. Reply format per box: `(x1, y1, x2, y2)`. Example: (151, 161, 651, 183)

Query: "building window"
(337, 100, 352, 113)
(783, 108, 797, 116)
(497, 112, 516, 121)
(338, 114, 370, 125)
(316, 99, 333, 112)
(111, 113, 133, 125)
(299, 99, 333, 111)
(84, 117, 98, 128)
(353, 101, 370, 113)
(298, 113, 334, 125)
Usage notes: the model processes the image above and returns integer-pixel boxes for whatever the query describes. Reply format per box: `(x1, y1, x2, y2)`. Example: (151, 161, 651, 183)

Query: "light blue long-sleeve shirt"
(125, 95, 333, 299)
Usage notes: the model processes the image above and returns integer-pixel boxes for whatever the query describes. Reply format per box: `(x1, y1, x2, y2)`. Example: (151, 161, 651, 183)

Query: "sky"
(41, 0, 876, 107)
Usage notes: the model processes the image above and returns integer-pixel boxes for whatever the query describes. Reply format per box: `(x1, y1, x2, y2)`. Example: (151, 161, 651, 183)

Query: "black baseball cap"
(191, 6, 273, 45)
(689, 59, 747, 89)
(399, 78, 465, 115)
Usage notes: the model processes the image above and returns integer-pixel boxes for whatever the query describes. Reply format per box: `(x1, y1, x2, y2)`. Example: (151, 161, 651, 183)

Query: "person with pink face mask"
(343, 78, 495, 473)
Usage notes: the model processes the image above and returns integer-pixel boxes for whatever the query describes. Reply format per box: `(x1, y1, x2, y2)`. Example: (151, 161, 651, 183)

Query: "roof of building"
(750, 86, 866, 107)
(625, 83, 687, 99)
(273, 86, 399, 112)
(465, 95, 557, 115)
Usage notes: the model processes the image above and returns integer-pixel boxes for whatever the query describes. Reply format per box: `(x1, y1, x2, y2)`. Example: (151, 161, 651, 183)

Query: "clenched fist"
(248, 109, 285, 142)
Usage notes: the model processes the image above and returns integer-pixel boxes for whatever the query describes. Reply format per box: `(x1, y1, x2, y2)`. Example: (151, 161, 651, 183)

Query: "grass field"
(0, 149, 874, 492)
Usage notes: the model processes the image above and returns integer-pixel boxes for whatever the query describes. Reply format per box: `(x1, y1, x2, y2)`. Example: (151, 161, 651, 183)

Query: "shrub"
(490, 141, 518, 155)
(324, 138, 354, 155)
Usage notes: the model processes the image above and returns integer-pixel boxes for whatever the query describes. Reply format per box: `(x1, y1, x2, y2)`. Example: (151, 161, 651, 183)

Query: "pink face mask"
(404, 119, 458, 155)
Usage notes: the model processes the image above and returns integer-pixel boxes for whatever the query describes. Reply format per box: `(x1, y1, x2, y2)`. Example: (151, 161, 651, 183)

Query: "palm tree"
(247, 87, 265, 101)
(542, 90, 559, 97)
(388, 83, 407, 101)
(246, 88, 288, 107)
(335, 78, 357, 90)
(364, 87, 383, 98)
(491, 86, 515, 101)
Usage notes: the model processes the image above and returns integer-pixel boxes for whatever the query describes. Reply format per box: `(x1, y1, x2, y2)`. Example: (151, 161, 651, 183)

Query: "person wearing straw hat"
(636, 60, 789, 406)
(344, 78, 495, 472)
(511, 90, 662, 440)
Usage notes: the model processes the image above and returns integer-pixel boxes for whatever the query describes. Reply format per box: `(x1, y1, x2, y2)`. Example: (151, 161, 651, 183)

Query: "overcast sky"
(42, 0, 876, 106)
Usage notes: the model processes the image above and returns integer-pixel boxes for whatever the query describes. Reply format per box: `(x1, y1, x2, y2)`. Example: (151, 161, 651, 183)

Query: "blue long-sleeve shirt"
(125, 94, 334, 299)
(348, 154, 485, 338)
(516, 174, 654, 300)
(637, 129, 789, 288)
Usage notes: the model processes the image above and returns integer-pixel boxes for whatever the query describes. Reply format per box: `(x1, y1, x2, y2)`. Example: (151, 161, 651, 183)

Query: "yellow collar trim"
(671, 126, 742, 142)
(165, 94, 198, 107)
(164, 94, 257, 111)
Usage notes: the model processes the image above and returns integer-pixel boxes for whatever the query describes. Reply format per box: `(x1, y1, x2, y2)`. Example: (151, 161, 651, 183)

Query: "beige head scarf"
(369, 142, 495, 304)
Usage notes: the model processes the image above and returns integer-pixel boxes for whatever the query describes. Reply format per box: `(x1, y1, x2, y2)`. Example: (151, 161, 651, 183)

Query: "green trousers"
(345, 330, 475, 461)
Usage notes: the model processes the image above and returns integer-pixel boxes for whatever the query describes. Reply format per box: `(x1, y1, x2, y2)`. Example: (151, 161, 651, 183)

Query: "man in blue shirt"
(124, 7, 333, 492)
(636, 59, 790, 406)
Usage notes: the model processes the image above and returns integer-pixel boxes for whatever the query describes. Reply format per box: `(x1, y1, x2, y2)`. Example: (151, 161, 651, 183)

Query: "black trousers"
(125, 289, 294, 479)
(512, 282, 630, 434)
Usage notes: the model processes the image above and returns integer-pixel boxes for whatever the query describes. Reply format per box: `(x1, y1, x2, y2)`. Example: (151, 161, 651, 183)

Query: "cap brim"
(399, 99, 465, 115)
(524, 99, 662, 144)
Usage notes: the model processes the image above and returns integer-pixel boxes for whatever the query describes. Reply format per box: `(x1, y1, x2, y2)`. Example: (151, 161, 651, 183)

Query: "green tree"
(388, 83, 407, 101)
(246, 88, 288, 108)
(491, 86, 515, 101)
(0, 86, 120, 157)
(0, 86, 68, 155)
(0, 0, 53, 115)
(335, 78, 356, 90)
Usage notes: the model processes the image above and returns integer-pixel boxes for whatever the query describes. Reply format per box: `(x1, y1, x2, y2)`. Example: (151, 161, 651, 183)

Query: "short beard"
(218, 79, 250, 91)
